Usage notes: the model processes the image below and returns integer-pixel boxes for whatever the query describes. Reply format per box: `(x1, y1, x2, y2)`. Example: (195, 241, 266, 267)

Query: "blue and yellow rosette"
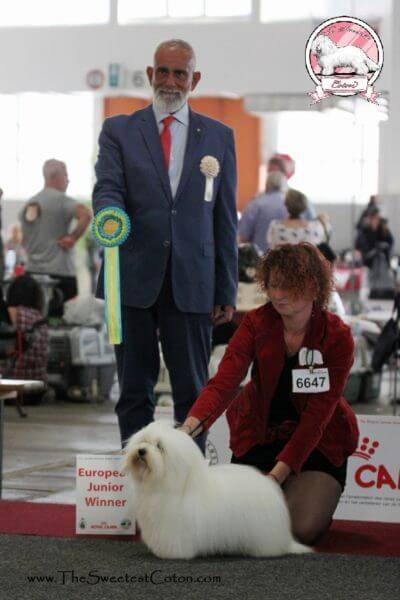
(92, 207, 131, 344)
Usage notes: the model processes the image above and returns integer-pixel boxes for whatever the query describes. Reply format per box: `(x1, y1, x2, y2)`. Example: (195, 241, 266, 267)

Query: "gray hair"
(42, 159, 66, 180)
(265, 171, 287, 193)
(154, 39, 196, 70)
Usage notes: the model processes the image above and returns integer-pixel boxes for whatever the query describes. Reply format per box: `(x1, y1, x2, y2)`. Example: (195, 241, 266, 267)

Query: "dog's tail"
(288, 539, 313, 554)
(366, 57, 379, 72)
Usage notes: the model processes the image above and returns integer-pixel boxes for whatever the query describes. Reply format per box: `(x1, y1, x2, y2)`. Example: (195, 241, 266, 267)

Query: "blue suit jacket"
(92, 104, 238, 312)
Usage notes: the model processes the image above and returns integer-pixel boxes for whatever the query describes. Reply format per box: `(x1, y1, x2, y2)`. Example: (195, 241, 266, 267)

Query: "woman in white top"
(267, 189, 343, 314)
(267, 188, 326, 248)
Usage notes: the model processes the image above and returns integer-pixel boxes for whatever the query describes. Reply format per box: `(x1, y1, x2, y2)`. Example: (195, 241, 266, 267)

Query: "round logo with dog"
(306, 16, 383, 104)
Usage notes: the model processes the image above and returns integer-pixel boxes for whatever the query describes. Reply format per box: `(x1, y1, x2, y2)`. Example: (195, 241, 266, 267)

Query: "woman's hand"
(267, 461, 291, 486)
(179, 417, 202, 438)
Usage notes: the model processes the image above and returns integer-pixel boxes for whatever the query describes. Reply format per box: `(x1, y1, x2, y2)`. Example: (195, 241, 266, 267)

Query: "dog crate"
(47, 326, 116, 401)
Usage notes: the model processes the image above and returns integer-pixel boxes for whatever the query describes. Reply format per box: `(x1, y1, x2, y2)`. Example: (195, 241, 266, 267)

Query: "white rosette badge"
(200, 155, 220, 202)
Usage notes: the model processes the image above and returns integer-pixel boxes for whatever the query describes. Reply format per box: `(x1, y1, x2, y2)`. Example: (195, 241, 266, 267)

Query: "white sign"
(335, 415, 400, 523)
(76, 455, 135, 535)
(292, 368, 330, 393)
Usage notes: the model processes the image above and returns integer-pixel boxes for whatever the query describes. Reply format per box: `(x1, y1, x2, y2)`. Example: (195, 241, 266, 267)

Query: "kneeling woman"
(181, 243, 359, 545)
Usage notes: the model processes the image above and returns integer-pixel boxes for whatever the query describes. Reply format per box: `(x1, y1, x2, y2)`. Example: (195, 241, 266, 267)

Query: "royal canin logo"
(352, 437, 399, 490)
(352, 437, 380, 460)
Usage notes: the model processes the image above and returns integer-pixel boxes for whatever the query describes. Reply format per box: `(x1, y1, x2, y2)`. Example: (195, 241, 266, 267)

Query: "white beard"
(153, 88, 189, 114)
(123, 421, 312, 560)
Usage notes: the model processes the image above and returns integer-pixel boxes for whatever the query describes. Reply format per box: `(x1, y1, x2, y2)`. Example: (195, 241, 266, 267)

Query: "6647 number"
(296, 376, 326, 389)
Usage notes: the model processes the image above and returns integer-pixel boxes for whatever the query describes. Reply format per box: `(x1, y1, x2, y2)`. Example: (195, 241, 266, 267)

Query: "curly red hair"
(257, 243, 334, 310)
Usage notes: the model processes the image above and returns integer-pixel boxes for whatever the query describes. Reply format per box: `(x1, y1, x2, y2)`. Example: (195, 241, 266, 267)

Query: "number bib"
(292, 368, 330, 393)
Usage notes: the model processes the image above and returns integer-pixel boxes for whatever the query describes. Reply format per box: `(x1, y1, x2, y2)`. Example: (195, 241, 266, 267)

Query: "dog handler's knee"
(292, 522, 324, 546)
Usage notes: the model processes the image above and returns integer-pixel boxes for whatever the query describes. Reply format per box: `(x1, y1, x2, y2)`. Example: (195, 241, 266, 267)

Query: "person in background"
(267, 156, 289, 178)
(356, 194, 380, 231)
(355, 208, 393, 268)
(5, 223, 27, 277)
(267, 189, 327, 249)
(19, 159, 91, 303)
(0, 274, 49, 382)
(181, 243, 358, 545)
(267, 155, 316, 220)
(238, 171, 287, 253)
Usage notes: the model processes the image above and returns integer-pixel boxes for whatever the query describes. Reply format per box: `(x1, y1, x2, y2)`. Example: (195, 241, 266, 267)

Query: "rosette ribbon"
(92, 207, 131, 344)
(200, 155, 220, 202)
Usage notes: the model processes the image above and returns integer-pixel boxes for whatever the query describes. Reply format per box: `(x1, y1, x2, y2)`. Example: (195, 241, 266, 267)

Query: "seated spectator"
(0, 275, 49, 382)
(267, 189, 327, 249)
(355, 208, 393, 268)
(238, 171, 288, 253)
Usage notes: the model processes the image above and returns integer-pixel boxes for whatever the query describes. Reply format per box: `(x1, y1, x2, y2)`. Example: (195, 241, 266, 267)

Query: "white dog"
(123, 421, 311, 559)
(311, 35, 379, 76)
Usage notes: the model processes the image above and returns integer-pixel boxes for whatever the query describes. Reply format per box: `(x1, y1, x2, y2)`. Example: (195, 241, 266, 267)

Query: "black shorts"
(231, 439, 348, 490)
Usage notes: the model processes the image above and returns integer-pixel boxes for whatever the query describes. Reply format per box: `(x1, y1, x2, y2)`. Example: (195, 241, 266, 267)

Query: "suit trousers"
(114, 259, 213, 453)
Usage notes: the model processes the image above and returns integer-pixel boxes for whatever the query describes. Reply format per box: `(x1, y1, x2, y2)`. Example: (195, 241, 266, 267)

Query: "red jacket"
(189, 303, 359, 474)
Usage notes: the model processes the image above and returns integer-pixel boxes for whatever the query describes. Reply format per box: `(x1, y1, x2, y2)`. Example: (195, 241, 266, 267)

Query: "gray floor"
(1, 376, 398, 504)
(1, 534, 399, 600)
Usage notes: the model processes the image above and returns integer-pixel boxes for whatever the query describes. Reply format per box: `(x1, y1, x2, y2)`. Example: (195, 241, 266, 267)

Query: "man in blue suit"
(93, 39, 238, 450)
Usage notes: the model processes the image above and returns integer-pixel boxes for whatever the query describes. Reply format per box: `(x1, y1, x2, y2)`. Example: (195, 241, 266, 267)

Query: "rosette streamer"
(92, 207, 131, 344)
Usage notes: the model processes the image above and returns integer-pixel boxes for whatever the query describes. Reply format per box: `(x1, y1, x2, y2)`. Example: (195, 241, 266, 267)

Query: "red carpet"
(0, 500, 399, 557)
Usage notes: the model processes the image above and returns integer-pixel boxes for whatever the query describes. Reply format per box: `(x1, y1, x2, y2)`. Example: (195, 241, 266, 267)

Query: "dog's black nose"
(138, 448, 146, 457)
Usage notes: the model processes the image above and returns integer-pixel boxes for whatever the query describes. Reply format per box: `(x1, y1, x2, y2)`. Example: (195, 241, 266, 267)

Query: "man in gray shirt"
(20, 159, 91, 301)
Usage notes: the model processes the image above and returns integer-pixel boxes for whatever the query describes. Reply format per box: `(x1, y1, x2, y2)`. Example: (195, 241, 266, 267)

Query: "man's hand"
(57, 235, 76, 250)
(212, 305, 235, 326)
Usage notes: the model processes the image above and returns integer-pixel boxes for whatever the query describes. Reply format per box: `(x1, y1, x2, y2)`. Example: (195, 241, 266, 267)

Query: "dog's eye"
(156, 441, 164, 452)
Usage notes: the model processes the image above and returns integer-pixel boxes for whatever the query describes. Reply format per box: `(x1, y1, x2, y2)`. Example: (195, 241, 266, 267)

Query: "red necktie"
(160, 115, 174, 170)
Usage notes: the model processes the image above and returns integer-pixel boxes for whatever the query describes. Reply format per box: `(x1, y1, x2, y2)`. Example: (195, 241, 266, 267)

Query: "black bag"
(371, 295, 400, 372)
